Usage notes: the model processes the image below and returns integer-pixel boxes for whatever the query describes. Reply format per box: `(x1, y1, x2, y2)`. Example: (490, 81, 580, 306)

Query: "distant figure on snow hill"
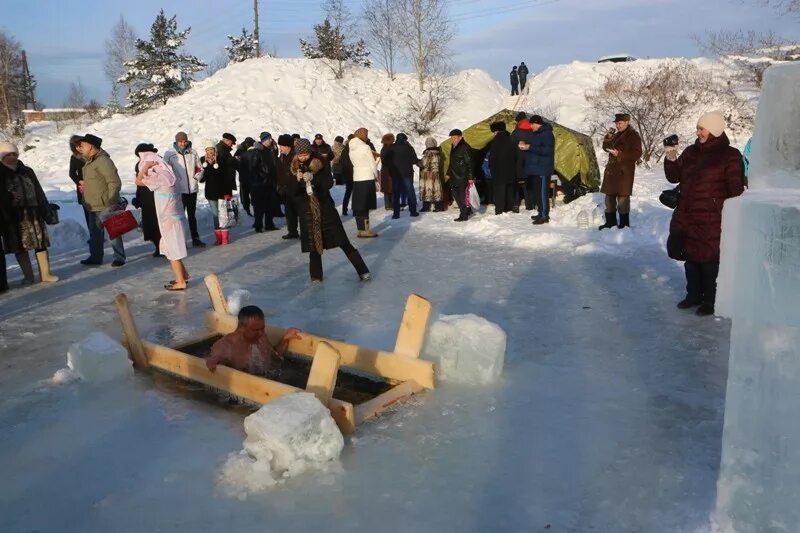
(510, 66, 519, 96)
(518, 62, 529, 91)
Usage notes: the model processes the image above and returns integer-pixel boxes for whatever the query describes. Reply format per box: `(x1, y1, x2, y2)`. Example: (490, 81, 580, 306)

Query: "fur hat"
(354, 128, 369, 142)
(201, 139, 217, 150)
(277, 134, 294, 147)
(614, 113, 631, 122)
(697, 111, 726, 137)
(515, 112, 527, 122)
(295, 138, 312, 154)
(529, 115, 544, 125)
(449, 128, 463, 137)
(334, 135, 344, 143)
(396, 132, 408, 142)
(425, 137, 438, 149)
(0, 141, 18, 160)
(381, 133, 395, 145)
(134, 143, 157, 156)
(222, 132, 237, 144)
(76, 133, 102, 148)
(490, 121, 506, 133)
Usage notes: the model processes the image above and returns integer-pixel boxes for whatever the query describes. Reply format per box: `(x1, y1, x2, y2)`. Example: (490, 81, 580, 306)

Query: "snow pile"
(64, 332, 132, 384)
(225, 289, 251, 316)
(218, 392, 344, 498)
(421, 314, 506, 384)
(47, 218, 89, 253)
(713, 62, 800, 533)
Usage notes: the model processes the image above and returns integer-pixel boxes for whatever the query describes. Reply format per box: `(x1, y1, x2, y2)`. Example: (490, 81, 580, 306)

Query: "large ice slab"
(66, 332, 132, 383)
(218, 392, 344, 497)
(421, 313, 506, 384)
(749, 62, 800, 189)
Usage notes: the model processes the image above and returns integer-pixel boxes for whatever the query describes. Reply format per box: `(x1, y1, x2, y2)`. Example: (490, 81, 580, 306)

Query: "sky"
(1, 0, 798, 106)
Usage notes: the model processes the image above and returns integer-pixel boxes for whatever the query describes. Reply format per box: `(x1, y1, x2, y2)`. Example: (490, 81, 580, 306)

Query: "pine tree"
(299, 19, 371, 79)
(226, 28, 259, 63)
(119, 10, 205, 114)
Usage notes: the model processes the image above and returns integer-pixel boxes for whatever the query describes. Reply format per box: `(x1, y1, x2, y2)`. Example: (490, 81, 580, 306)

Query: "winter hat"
(381, 133, 395, 145)
(449, 128, 463, 137)
(334, 135, 344, 143)
(697, 111, 726, 137)
(77, 133, 102, 148)
(396, 132, 408, 142)
(295, 138, 312, 154)
(0, 141, 18, 160)
(134, 143, 157, 156)
(425, 137, 438, 149)
(529, 115, 544, 125)
(515, 112, 527, 122)
(175, 131, 188, 142)
(291, 133, 301, 140)
(490, 121, 506, 133)
(259, 131, 272, 142)
(277, 134, 294, 147)
(518, 119, 532, 131)
(222, 132, 237, 144)
(314, 133, 324, 140)
(512, 66, 517, 70)
(614, 113, 631, 122)
(202, 139, 217, 150)
(354, 128, 369, 142)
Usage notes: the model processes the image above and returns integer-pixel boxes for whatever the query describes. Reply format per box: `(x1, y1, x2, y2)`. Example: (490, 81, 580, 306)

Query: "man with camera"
(599, 113, 642, 230)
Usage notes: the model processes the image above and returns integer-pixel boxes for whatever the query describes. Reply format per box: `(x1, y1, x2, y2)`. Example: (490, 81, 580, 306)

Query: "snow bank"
(422, 314, 506, 384)
(218, 392, 344, 498)
(65, 332, 132, 384)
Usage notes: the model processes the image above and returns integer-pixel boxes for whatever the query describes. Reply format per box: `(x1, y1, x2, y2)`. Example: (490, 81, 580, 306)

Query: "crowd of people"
(0, 109, 746, 319)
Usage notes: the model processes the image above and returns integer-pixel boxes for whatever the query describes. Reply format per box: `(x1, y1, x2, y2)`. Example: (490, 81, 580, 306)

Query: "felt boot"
(36, 250, 59, 282)
(598, 212, 617, 230)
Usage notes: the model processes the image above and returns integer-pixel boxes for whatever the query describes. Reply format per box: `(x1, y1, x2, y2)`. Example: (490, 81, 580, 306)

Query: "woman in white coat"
(349, 128, 379, 238)
(134, 143, 190, 291)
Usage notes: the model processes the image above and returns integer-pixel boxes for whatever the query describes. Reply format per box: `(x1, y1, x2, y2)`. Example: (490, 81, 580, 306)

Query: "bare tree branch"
(396, 0, 454, 91)
(362, 0, 401, 80)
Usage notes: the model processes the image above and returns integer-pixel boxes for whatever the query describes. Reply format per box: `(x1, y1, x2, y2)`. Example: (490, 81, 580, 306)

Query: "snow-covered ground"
(0, 56, 748, 531)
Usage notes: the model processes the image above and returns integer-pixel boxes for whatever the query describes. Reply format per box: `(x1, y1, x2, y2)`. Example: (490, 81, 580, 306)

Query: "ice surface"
(225, 289, 251, 315)
(748, 62, 800, 189)
(218, 392, 344, 498)
(421, 314, 506, 384)
(51, 368, 80, 385)
(66, 332, 133, 383)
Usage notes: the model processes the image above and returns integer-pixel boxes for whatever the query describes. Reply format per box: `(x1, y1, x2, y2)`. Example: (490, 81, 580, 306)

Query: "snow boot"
(36, 250, 59, 283)
(15, 252, 35, 285)
(618, 213, 630, 229)
(598, 212, 617, 230)
(420, 202, 431, 212)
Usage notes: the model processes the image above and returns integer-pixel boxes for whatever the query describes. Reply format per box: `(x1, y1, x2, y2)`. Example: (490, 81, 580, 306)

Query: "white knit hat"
(0, 141, 18, 160)
(697, 111, 726, 137)
(201, 139, 216, 150)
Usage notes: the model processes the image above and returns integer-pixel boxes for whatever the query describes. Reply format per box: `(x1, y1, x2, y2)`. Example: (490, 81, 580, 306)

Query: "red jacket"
(664, 132, 744, 263)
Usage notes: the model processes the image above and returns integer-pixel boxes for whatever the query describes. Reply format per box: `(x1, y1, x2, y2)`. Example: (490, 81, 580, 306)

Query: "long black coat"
(133, 162, 160, 243)
(69, 155, 85, 203)
(200, 156, 236, 201)
(488, 130, 517, 185)
(240, 145, 277, 189)
(290, 153, 349, 253)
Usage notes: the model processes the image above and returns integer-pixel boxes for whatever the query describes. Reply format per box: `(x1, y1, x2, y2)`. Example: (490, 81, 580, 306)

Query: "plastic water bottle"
(576, 210, 590, 229)
(592, 205, 604, 225)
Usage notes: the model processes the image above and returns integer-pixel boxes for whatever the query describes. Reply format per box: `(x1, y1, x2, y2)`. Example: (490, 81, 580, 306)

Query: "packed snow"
(218, 393, 344, 499)
(421, 313, 506, 384)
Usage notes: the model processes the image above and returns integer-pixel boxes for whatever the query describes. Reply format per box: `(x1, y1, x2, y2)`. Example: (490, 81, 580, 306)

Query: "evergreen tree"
(226, 28, 259, 63)
(299, 18, 371, 79)
(119, 10, 205, 114)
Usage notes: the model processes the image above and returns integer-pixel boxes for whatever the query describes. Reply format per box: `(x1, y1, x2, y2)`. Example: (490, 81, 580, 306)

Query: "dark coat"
(519, 123, 555, 177)
(290, 153, 349, 253)
(0, 160, 51, 252)
(313, 141, 333, 162)
(488, 130, 517, 185)
(601, 126, 643, 196)
(665, 133, 744, 263)
(216, 141, 238, 191)
(340, 144, 354, 182)
(240, 144, 277, 189)
(510, 69, 519, 86)
(447, 139, 473, 183)
(380, 144, 394, 194)
(200, 156, 235, 201)
(390, 139, 419, 178)
(69, 155, 85, 203)
(277, 148, 299, 196)
(518, 63, 529, 79)
(133, 162, 160, 243)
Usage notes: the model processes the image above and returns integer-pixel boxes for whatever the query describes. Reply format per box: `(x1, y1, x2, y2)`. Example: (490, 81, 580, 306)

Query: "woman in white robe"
(134, 144, 190, 290)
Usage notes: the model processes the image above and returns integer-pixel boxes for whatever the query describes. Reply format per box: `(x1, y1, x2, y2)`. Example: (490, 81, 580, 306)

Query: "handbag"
(659, 186, 680, 209)
(102, 210, 138, 239)
(44, 203, 60, 225)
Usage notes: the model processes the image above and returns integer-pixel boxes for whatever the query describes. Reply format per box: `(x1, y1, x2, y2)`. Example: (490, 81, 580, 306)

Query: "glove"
(664, 146, 678, 162)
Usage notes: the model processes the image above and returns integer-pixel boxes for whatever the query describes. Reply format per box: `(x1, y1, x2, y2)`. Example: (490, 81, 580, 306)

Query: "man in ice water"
(206, 305, 301, 375)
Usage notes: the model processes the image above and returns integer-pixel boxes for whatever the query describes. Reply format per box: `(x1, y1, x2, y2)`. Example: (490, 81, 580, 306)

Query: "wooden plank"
(204, 273, 229, 315)
(115, 293, 149, 368)
(305, 342, 341, 407)
(393, 294, 432, 359)
(354, 380, 426, 425)
(143, 341, 356, 434)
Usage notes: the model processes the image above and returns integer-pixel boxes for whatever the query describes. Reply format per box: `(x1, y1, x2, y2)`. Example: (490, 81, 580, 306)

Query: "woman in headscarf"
(349, 127, 379, 238)
(290, 138, 370, 283)
(0, 141, 59, 285)
(134, 143, 190, 290)
(419, 137, 444, 212)
(133, 145, 162, 256)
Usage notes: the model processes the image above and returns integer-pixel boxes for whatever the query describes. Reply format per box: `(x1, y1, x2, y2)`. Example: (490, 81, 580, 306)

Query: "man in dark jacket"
(446, 129, 473, 222)
(488, 122, 517, 215)
(518, 115, 555, 224)
(234, 137, 256, 216)
(510, 67, 519, 96)
(217, 132, 238, 200)
(313, 134, 333, 162)
(390, 133, 420, 218)
(518, 62, 529, 91)
(241, 132, 279, 232)
(509, 112, 530, 212)
(276, 134, 300, 239)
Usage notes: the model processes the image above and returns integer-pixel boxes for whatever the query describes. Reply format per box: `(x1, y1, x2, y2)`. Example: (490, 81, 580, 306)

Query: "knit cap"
(697, 111, 726, 137)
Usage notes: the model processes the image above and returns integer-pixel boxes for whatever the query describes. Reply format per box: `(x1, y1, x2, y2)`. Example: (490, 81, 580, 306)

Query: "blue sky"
(2, 0, 798, 106)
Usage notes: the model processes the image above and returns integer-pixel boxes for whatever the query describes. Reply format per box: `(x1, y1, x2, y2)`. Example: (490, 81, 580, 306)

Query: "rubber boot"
(15, 252, 35, 285)
(598, 212, 617, 230)
(220, 229, 230, 245)
(36, 250, 59, 282)
(618, 212, 630, 229)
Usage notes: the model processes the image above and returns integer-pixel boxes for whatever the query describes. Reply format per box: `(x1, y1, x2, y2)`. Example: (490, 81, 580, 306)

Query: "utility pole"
(253, 0, 261, 57)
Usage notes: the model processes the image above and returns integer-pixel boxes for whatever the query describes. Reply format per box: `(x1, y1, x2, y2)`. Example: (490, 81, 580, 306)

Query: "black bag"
(659, 186, 680, 209)
(44, 203, 60, 225)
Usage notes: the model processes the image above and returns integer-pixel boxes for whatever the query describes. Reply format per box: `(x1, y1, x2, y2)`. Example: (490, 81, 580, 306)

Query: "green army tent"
(440, 109, 601, 197)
